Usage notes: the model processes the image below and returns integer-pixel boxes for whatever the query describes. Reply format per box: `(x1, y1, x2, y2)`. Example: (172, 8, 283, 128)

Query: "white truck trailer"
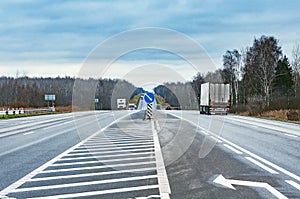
(117, 98, 126, 110)
(199, 83, 230, 115)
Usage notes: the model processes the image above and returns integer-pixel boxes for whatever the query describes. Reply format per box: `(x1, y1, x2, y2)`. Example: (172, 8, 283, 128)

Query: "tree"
(222, 49, 241, 106)
(191, 73, 205, 105)
(273, 56, 293, 96)
(291, 43, 300, 97)
(244, 35, 282, 108)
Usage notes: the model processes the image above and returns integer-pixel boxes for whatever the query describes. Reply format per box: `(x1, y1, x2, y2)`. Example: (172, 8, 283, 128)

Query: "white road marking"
(151, 120, 171, 199)
(155, 120, 161, 131)
(52, 156, 155, 167)
(200, 130, 209, 135)
(65, 148, 154, 157)
(0, 113, 133, 198)
(27, 185, 160, 199)
(23, 131, 35, 135)
(284, 133, 298, 138)
(28, 167, 157, 182)
(213, 174, 288, 199)
(285, 180, 300, 191)
(11, 175, 158, 193)
(82, 140, 154, 146)
(245, 157, 278, 174)
(223, 144, 243, 154)
(168, 112, 300, 183)
(73, 144, 154, 152)
(80, 142, 154, 148)
(40, 161, 156, 173)
(60, 151, 155, 161)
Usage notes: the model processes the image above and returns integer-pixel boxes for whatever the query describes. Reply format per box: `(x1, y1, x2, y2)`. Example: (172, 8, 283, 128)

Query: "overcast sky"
(1, 0, 300, 86)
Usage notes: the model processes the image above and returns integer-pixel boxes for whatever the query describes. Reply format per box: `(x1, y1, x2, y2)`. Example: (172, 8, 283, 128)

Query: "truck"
(199, 83, 230, 115)
(117, 98, 126, 110)
(128, 103, 136, 110)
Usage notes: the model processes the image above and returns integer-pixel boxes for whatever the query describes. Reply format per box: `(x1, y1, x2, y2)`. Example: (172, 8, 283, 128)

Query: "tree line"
(154, 36, 300, 113)
(0, 76, 143, 110)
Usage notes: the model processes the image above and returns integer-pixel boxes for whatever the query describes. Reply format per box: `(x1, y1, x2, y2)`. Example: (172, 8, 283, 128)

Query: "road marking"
(0, 113, 133, 197)
(28, 167, 157, 182)
(73, 144, 154, 152)
(284, 133, 298, 138)
(82, 140, 154, 146)
(60, 151, 155, 161)
(200, 130, 209, 135)
(285, 180, 300, 191)
(223, 144, 243, 154)
(27, 185, 160, 199)
(11, 175, 158, 193)
(155, 120, 161, 131)
(52, 156, 155, 167)
(80, 142, 154, 148)
(41, 161, 156, 173)
(167, 112, 300, 183)
(23, 131, 35, 135)
(151, 120, 171, 199)
(65, 148, 154, 157)
(213, 174, 288, 199)
(245, 157, 278, 174)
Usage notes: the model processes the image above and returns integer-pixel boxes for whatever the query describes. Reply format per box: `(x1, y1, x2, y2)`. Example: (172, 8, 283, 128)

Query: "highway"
(0, 110, 299, 198)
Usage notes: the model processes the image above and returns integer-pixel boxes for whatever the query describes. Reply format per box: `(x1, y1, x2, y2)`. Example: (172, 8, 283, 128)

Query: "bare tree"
(292, 42, 300, 97)
(244, 36, 282, 108)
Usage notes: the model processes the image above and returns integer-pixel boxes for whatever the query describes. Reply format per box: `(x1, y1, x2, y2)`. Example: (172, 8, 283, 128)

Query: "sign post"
(144, 92, 155, 119)
(45, 94, 56, 112)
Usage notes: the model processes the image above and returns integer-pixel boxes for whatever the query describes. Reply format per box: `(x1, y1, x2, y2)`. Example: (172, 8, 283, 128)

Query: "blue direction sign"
(144, 92, 155, 103)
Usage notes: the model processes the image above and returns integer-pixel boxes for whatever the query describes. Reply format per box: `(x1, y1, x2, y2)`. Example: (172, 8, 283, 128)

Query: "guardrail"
(0, 108, 55, 116)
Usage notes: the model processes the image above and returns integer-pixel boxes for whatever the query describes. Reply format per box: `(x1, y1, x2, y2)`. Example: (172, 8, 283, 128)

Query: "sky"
(1, 0, 300, 88)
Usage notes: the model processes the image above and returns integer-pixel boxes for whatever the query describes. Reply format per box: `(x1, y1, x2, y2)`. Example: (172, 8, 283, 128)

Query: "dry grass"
(235, 109, 300, 122)
(55, 106, 73, 113)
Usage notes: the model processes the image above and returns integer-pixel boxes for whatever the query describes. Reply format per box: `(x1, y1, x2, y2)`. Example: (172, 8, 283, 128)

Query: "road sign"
(144, 92, 155, 104)
(45, 94, 55, 101)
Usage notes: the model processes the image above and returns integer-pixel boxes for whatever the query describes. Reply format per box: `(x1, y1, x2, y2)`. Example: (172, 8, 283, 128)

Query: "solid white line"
(41, 161, 156, 173)
(223, 144, 243, 154)
(52, 156, 155, 167)
(27, 184, 160, 199)
(80, 142, 154, 148)
(245, 157, 278, 174)
(285, 180, 300, 191)
(60, 151, 155, 161)
(0, 112, 134, 197)
(73, 144, 154, 152)
(28, 167, 156, 182)
(208, 135, 222, 143)
(151, 120, 171, 199)
(23, 131, 35, 135)
(200, 130, 209, 135)
(168, 112, 300, 183)
(284, 133, 298, 138)
(65, 148, 154, 157)
(12, 175, 158, 193)
(82, 140, 154, 146)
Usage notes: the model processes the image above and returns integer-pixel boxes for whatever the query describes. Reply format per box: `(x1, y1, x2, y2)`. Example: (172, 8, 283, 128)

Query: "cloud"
(0, 0, 300, 81)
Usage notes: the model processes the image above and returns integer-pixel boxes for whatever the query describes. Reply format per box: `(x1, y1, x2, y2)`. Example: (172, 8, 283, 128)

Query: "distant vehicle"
(117, 98, 126, 110)
(199, 83, 230, 115)
(128, 103, 136, 110)
(165, 106, 171, 110)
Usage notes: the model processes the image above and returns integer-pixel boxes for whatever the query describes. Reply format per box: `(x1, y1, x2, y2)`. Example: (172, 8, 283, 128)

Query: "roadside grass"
(232, 109, 300, 122)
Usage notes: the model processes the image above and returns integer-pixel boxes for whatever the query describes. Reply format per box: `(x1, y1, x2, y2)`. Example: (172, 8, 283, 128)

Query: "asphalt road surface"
(0, 110, 299, 199)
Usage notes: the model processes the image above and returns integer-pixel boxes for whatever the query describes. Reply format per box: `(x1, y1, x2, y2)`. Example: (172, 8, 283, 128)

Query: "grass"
(234, 109, 300, 122)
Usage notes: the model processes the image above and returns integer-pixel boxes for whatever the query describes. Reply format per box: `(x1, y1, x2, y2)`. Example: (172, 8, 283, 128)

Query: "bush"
(287, 110, 300, 121)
